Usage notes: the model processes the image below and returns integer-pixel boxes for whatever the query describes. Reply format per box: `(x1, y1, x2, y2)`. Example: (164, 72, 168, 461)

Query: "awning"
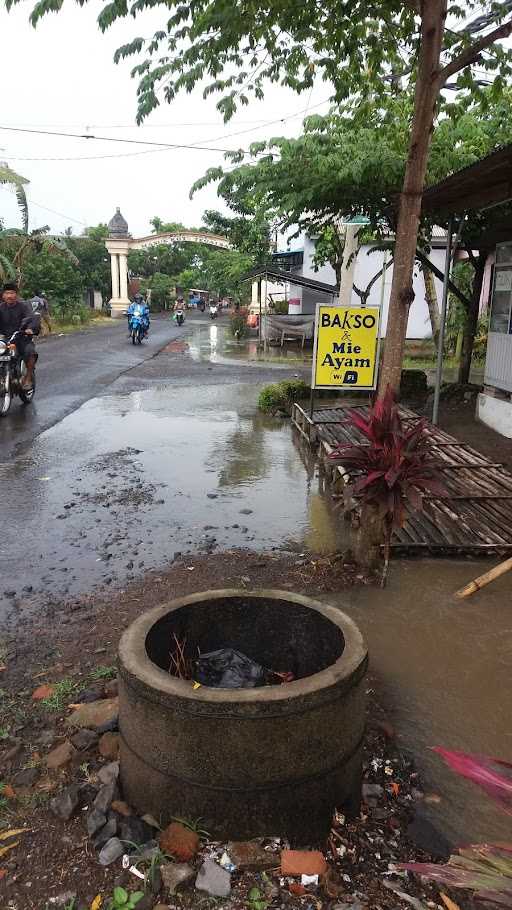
(243, 264, 338, 295)
(422, 144, 512, 214)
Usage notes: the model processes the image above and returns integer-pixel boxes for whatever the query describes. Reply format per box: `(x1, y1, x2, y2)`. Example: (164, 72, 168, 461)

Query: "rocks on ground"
(196, 858, 231, 898)
(161, 861, 194, 896)
(66, 696, 119, 730)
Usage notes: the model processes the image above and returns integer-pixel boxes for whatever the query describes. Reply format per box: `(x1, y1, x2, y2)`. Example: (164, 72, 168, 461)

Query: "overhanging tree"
(13, 0, 512, 392)
(193, 90, 512, 371)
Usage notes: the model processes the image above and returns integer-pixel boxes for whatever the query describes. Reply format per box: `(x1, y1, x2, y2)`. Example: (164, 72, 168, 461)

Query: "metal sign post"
(432, 216, 454, 425)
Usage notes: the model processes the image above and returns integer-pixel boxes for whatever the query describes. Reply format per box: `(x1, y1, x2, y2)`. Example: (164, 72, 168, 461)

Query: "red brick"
(280, 850, 327, 876)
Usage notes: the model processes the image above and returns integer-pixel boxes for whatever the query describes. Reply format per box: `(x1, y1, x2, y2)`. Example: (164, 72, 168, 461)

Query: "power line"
(0, 125, 244, 155)
(0, 183, 87, 226)
(0, 98, 331, 163)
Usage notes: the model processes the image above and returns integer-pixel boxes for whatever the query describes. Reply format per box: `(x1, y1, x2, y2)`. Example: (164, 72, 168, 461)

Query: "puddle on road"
(0, 383, 346, 606)
(182, 321, 313, 367)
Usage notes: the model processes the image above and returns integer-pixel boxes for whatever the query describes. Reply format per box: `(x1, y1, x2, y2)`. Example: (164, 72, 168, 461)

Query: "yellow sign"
(312, 304, 381, 390)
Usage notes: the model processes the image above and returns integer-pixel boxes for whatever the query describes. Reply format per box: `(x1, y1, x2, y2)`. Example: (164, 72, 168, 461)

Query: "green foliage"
(41, 678, 80, 711)
(279, 379, 310, 401)
(68, 234, 111, 299)
(89, 664, 117, 681)
(139, 272, 174, 309)
(84, 223, 109, 241)
(247, 886, 268, 910)
(202, 209, 272, 264)
(193, 91, 512, 246)
(106, 887, 144, 910)
(271, 300, 289, 315)
(178, 248, 252, 304)
(258, 379, 310, 414)
(171, 815, 210, 839)
(230, 312, 248, 339)
(10, 0, 512, 128)
(23, 249, 84, 314)
(0, 162, 29, 231)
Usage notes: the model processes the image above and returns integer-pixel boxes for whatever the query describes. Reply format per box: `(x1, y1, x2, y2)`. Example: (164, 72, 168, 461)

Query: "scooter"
(174, 308, 185, 326)
(125, 303, 148, 344)
(0, 330, 36, 416)
(209, 303, 219, 320)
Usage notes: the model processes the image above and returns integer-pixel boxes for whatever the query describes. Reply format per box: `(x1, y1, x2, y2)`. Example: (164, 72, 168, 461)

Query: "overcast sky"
(0, 1, 329, 238)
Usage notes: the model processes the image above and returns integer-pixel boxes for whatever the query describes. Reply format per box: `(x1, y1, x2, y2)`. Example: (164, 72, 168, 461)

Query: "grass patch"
(41, 678, 81, 711)
(51, 315, 111, 335)
(89, 664, 117, 681)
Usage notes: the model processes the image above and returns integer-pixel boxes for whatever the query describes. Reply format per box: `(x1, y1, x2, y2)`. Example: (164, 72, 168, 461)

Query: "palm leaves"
(400, 749, 512, 907)
(0, 163, 29, 232)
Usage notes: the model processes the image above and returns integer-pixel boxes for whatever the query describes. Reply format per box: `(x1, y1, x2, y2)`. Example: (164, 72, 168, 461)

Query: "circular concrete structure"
(118, 589, 368, 842)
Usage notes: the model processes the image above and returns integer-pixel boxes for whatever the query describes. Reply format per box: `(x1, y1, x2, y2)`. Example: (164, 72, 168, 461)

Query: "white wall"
(300, 235, 446, 338)
(477, 393, 512, 439)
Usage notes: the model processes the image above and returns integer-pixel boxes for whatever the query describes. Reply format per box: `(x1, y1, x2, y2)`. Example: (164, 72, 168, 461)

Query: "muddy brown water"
(329, 559, 512, 846)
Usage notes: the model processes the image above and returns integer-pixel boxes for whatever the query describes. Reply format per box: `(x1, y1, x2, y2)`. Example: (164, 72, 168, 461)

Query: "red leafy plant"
(328, 386, 443, 581)
(399, 748, 512, 907)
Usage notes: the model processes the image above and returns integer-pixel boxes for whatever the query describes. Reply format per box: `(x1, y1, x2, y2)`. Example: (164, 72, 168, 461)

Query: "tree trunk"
(455, 327, 463, 362)
(458, 256, 485, 385)
(422, 267, 440, 350)
(350, 502, 385, 572)
(378, 0, 447, 396)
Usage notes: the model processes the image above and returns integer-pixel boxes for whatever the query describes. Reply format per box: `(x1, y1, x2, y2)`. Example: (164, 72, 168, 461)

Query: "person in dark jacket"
(0, 282, 40, 388)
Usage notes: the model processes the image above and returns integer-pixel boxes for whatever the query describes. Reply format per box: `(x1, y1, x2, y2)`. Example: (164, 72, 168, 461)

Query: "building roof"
(422, 144, 512, 214)
(244, 265, 338, 295)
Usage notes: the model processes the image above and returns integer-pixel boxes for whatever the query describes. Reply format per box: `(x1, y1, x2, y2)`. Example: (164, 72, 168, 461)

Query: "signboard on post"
(312, 304, 381, 390)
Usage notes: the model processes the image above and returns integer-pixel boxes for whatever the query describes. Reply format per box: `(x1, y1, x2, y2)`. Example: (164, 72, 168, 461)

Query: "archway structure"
(105, 208, 231, 316)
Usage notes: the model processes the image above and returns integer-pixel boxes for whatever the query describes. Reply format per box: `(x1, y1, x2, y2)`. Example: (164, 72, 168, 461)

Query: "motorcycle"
(209, 303, 219, 320)
(174, 308, 185, 327)
(125, 303, 148, 344)
(0, 331, 36, 417)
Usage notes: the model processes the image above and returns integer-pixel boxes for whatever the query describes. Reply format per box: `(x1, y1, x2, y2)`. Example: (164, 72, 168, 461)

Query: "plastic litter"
(194, 648, 294, 689)
(194, 649, 267, 689)
(219, 851, 237, 873)
(301, 874, 319, 886)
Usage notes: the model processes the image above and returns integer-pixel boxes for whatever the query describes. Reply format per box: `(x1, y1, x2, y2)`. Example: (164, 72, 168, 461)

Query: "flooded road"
(0, 380, 344, 610)
(1, 317, 510, 848)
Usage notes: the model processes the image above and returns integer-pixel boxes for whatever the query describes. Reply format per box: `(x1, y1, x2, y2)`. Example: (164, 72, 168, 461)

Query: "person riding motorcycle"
(0, 282, 40, 389)
(127, 293, 150, 336)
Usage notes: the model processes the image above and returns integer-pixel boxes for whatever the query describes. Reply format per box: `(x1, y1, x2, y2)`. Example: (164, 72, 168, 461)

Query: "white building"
(255, 233, 448, 339)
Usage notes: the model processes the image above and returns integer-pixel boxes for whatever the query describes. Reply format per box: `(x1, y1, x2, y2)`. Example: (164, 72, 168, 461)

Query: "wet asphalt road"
(0, 312, 321, 614)
(0, 314, 182, 460)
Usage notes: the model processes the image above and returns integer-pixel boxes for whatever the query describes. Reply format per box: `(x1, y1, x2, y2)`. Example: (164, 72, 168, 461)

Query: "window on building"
(489, 244, 512, 334)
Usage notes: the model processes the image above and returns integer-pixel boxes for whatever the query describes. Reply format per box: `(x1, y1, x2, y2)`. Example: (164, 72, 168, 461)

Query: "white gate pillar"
(119, 252, 129, 302)
(110, 253, 120, 301)
(106, 208, 132, 318)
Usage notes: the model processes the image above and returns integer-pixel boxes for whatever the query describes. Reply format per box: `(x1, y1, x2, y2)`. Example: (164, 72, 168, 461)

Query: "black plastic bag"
(194, 648, 267, 688)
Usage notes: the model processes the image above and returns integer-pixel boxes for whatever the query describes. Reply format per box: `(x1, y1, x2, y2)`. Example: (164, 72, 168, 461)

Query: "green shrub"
(279, 379, 310, 402)
(258, 385, 286, 413)
(230, 312, 248, 339)
(258, 378, 310, 414)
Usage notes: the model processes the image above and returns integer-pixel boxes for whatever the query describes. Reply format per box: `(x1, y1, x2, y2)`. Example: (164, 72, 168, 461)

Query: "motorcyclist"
(173, 296, 185, 322)
(127, 292, 150, 336)
(0, 282, 40, 389)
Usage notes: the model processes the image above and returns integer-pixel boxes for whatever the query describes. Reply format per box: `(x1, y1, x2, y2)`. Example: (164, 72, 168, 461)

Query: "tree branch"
(416, 248, 472, 309)
(438, 17, 512, 85)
